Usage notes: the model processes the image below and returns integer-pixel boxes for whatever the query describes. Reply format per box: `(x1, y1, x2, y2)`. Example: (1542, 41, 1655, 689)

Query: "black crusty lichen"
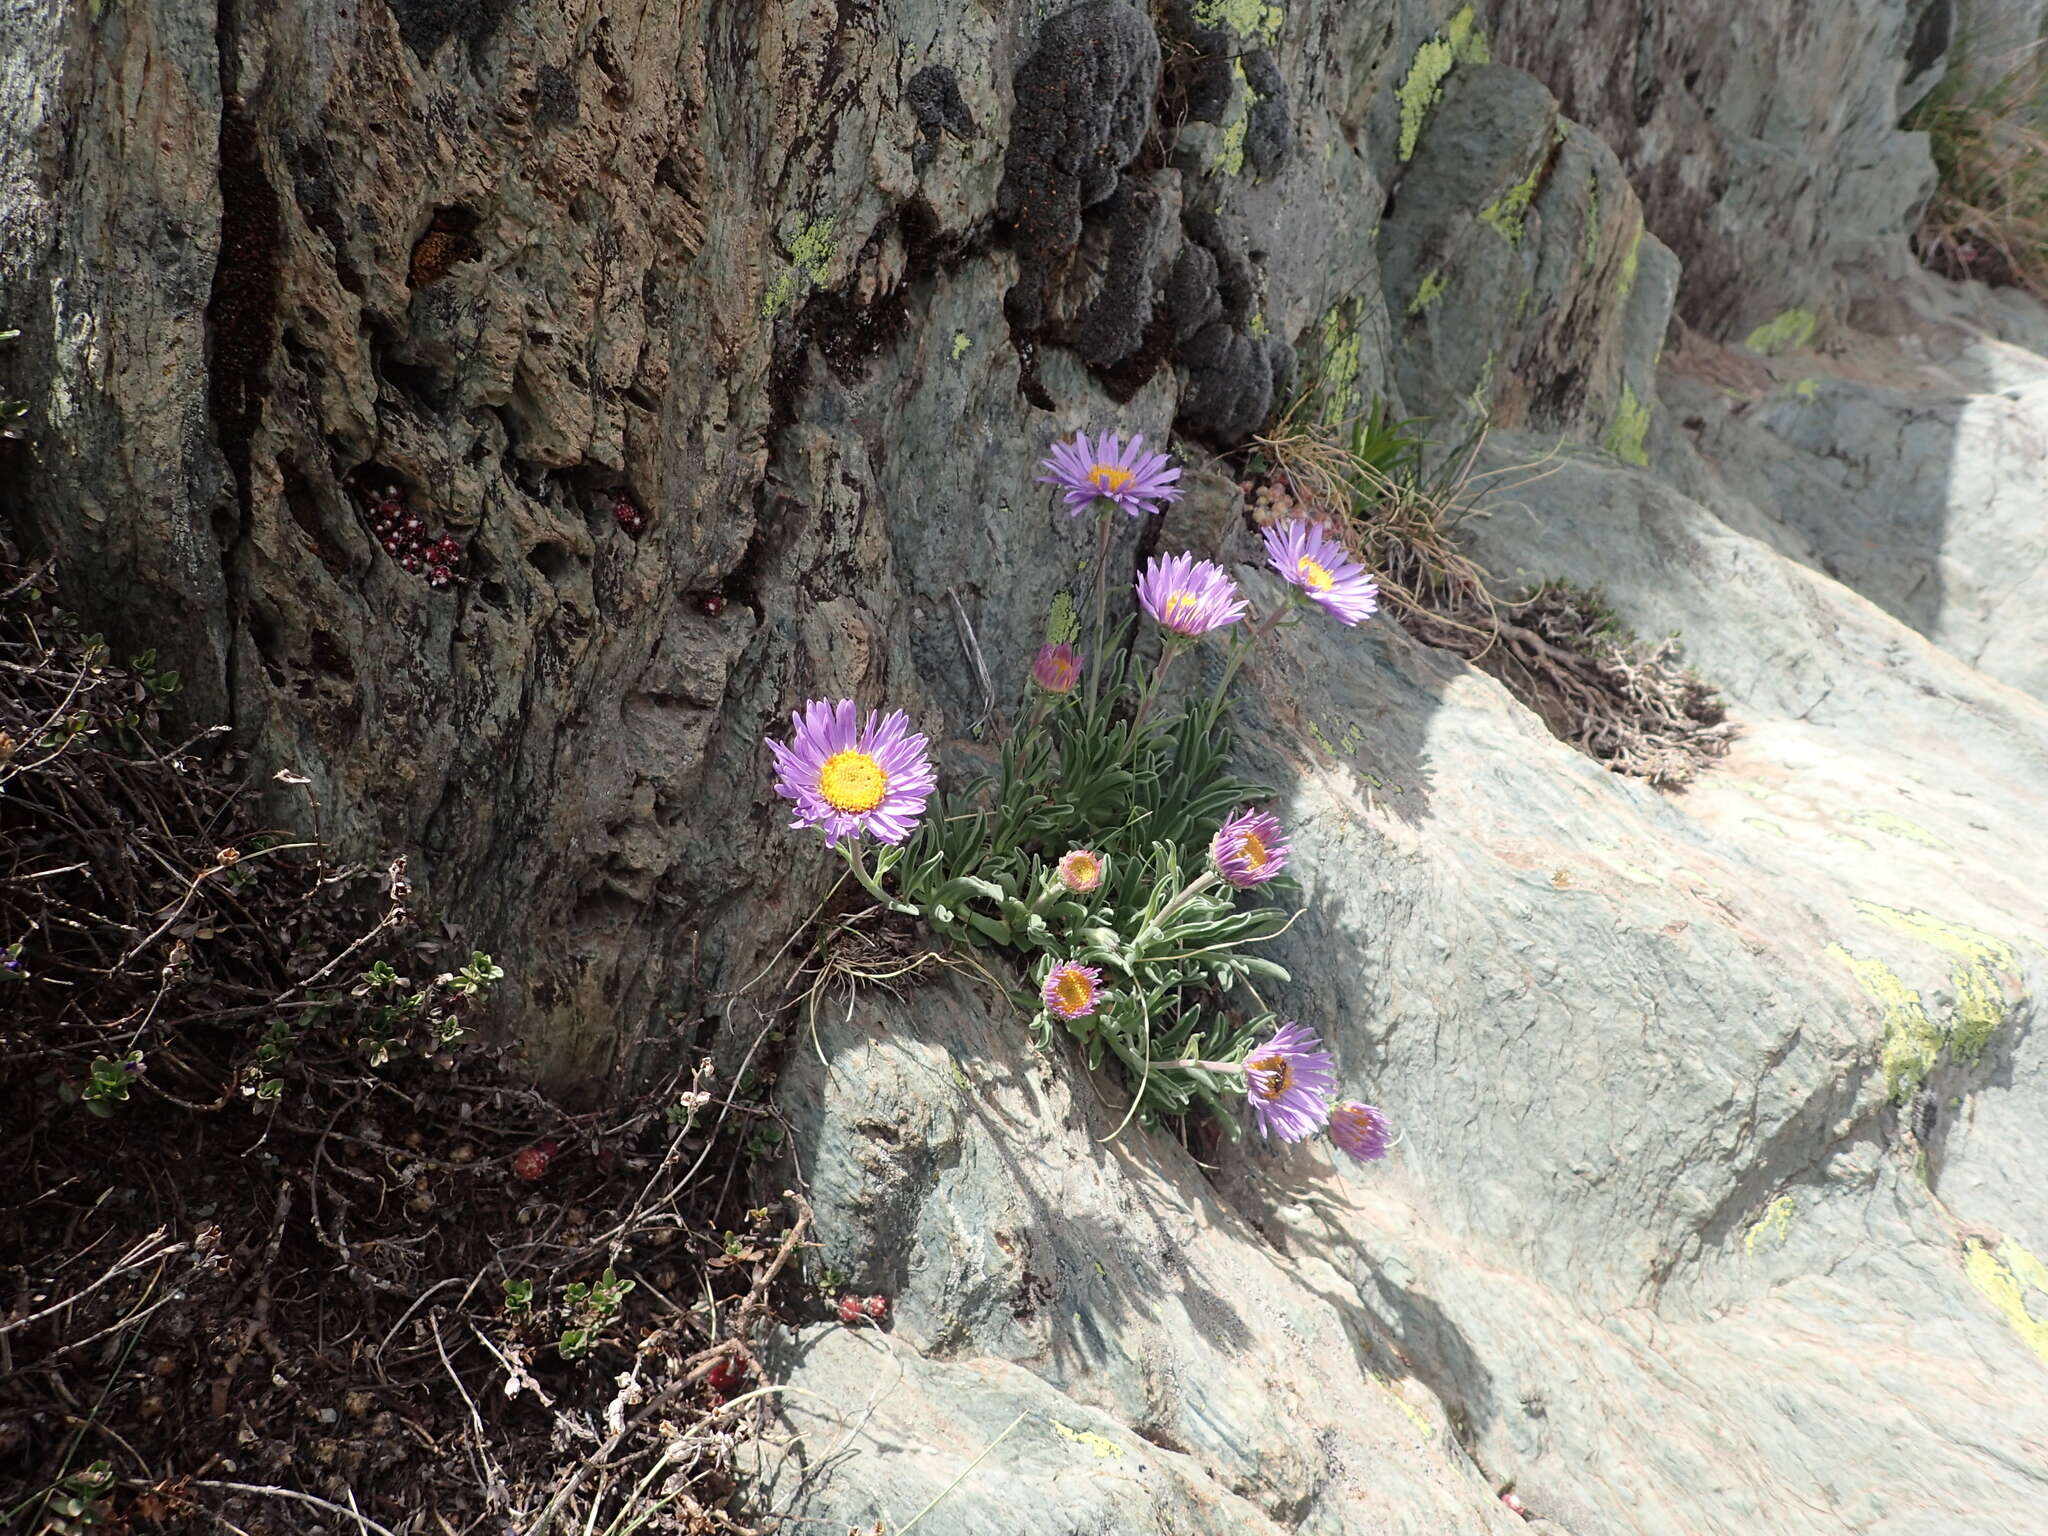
(996, 0, 1161, 336)
(907, 65, 977, 171)
(1172, 210, 1294, 442)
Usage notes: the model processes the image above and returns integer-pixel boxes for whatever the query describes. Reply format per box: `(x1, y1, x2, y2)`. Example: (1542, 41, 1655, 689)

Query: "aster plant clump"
(762, 429, 1396, 1159)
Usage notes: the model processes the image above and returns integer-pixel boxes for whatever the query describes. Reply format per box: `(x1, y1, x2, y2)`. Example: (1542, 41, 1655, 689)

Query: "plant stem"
(1212, 598, 1294, 705)
(1148, 1056, 1244, 1074)
(1084, 504, 1116, 714)
(839, 842, 914, 915)
(1124, 637, 1187, 754)
(1148, 869, 1220, 933)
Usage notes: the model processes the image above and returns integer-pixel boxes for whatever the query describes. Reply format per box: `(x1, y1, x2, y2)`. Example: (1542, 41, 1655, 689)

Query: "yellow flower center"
(1248, 1051, 1291, 1100)
(1088, 464, 1134, 494)
(817, 750, 888, 814)
(1064, 854, 1099, 886)
(1240, 831, 1270, 870)
(1162, 590, 1198, 624)
(1053, 969, 1095, 1013)
(1297, 556, 1335, 591)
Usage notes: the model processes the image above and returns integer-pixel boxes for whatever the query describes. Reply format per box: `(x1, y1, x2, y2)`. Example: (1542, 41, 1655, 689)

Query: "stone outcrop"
(7, 1, 2048, 1531)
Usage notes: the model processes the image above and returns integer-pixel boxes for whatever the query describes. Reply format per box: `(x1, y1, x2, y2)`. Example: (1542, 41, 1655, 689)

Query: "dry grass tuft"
(1908, 46, 2048, 295)
(1245, 406, 1734, 787)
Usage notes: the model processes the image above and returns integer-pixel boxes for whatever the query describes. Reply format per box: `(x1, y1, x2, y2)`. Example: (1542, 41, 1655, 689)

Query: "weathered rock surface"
(9, 0, 2048, 1531)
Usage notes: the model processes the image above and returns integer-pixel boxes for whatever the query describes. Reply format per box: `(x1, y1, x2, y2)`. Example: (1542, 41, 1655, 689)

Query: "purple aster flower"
(1261, 519, 1380, 626)
(1211, 807, 1289, 887)
(1242, 1022, 1336, 1142)
(1329, 1101, 1393, 1162)
(1037, 430, 1184, 518)
(1042, 961, 1105, 1021)
(766, 699, 936, 848)
(1031, 642, 1083, 695)
(1056, 849, 1104, 893)
(1136, 553, 1248, 637)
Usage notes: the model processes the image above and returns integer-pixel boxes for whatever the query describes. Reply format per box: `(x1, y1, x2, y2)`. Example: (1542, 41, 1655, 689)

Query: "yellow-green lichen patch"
(1248, 310, 1269, 337)
(1317, 304, 1363, 424)
(1604, 384, 1651, 466)
(1447, 4, 1489, 62)
(1965, 1239, 2048, 1365)
(1745, 1195, 1795, 1254)
(1791, 377, 1819, 400)
(1046, 591, 1080, 648)
(1052, 1421, 1126, 1458)
(762, 217, 836, 319)
(1479, 158, 1546, 246)
(1828, 943, 1941, 1101)
(1217, 58, 1253, 176)
(1848, 810, 1950, 851)
(1406, 268, 1447, 317)
(1851, 903, 2019, 1065)
(1193, 0, 1283, 44)
(1617, 219, 1644, 302)
(1375, 1374, 1437, 1438)
(1742, 815, 1789, 838)
(1744, 308, 1819, 356)
(1397, 9, 1486, 164)
(950, 331, 973, 361)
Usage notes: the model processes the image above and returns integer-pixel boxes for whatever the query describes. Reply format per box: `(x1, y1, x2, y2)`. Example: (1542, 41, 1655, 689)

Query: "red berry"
(836, 1295, 864, 1324)
(511, 1141, 557, 1181)
(401, 555, 421, 573)
(862, 1295, 889, 1320)
(700, 593, 725, 615)
(705, 1356, 747, 1398)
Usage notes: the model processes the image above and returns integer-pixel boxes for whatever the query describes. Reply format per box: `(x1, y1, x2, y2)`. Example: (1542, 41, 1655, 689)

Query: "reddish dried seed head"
(511, 1140, 558, 1181)
(836, 1295, 865, 1324)
(401, 555, 421, 573)
(705, 1356, 747, 1397)
(862, 1295, 889, 1320)
(700, 593, 725, 615)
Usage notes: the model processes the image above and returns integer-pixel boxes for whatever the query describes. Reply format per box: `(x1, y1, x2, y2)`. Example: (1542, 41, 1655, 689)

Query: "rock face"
(7, 1, 2048, 1532)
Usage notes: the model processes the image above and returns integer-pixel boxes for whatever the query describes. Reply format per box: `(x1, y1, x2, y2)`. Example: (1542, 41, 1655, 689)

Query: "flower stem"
(1084, 505, 1115, 714)
(1148, 1056, 1244, 1075)
(1123, 637, 1187, 756)
(840, 842, 914, 915)
(1212, 599, 1293, 705)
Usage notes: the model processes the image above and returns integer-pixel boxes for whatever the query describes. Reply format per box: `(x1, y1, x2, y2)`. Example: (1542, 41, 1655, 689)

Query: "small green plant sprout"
(502, 1277, 535, 1314)
(441, 950, 505, 996)
(40, 1459, 115, 1532)
(758, 430, 1404, 1158)
(558, 1267, 635, 1359)
(61, 1051, 144, 1116)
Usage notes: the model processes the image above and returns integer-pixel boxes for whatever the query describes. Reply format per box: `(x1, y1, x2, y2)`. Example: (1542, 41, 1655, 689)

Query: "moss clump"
(1603, 384, 1651, 465)
(1744, 308, 1818, 355)
(1406, 268, 1447, 317)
